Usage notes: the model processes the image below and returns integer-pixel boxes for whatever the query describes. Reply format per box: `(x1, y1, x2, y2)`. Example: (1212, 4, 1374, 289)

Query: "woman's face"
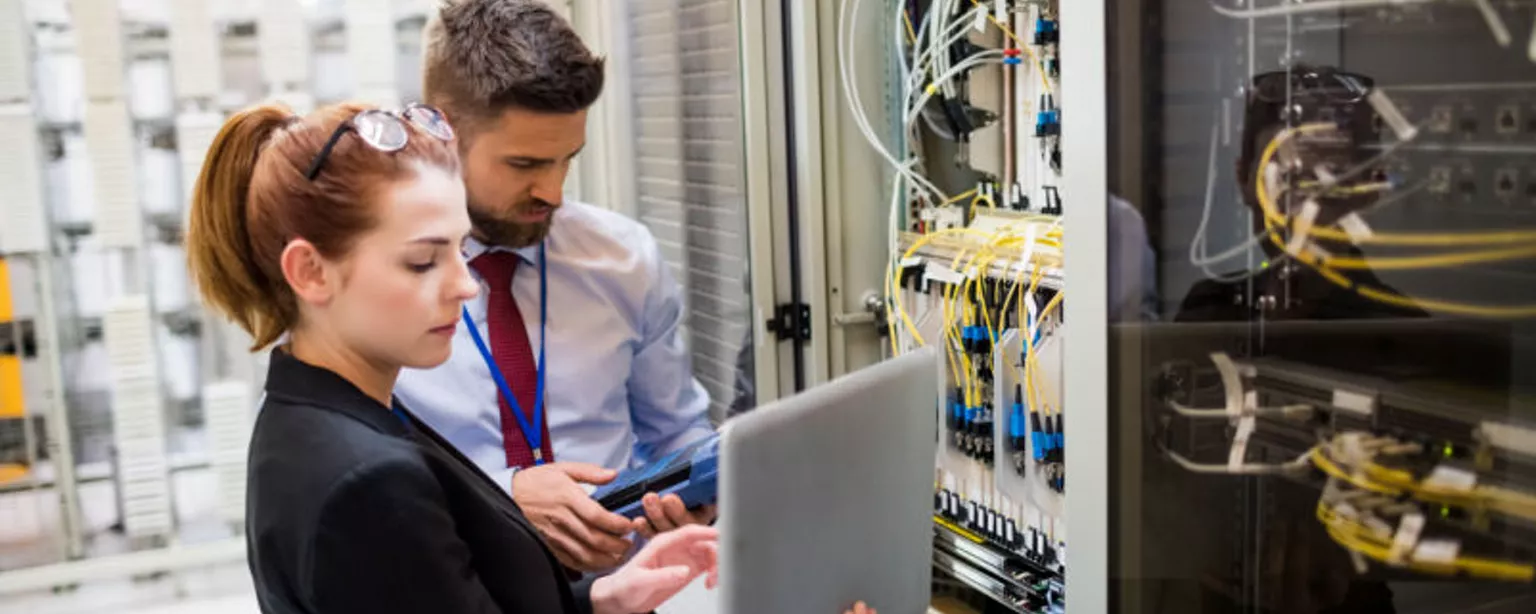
(325, 163, 478, 369)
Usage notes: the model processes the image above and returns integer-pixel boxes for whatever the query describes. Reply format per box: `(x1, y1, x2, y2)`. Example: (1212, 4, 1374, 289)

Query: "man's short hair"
(423, 0, 606, 134)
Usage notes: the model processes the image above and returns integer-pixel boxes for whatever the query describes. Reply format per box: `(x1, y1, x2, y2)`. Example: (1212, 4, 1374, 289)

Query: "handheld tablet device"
(591, 433, 720, 519)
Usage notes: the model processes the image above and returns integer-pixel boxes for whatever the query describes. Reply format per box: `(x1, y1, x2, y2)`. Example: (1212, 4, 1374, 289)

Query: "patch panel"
(1497, 104, 1520, 135)
(1427, 165, 1453, 194)
(1429, 104, 1455, 134)
(1496, 167, 1519, 200)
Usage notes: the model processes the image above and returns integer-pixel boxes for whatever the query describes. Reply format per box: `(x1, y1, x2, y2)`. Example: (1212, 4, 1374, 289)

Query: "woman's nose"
(451, 260, 481, 301)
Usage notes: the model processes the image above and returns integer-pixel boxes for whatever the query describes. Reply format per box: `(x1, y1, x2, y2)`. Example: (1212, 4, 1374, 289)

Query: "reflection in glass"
(1108, 2, 1536, 612)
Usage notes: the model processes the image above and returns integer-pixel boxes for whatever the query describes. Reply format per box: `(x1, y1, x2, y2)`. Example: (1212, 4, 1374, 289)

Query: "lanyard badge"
(462, 242, 549, 465)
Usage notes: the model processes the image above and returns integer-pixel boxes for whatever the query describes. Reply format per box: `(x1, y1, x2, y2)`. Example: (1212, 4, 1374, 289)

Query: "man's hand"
(590, 525, 718, 614)
(511, 462, 635, 572)
(634, 492, 717, 539)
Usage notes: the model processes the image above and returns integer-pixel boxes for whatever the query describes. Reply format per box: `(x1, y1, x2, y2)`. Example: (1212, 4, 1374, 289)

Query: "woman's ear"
(279, 239, 334, 306)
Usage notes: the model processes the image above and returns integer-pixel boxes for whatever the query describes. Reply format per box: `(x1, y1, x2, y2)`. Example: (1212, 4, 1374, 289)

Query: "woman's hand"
(589, 525, 718, 614)
(845, 602, 876, 614)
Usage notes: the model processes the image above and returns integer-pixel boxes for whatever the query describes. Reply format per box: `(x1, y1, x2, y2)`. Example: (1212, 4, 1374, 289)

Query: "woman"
(184, 101, 717, 613)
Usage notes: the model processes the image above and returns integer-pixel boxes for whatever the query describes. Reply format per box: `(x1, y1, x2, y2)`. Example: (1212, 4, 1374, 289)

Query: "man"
(1179, 65, 1422, 323)
(396, 0, 716, 573)
(1168, 65, 1405, 614)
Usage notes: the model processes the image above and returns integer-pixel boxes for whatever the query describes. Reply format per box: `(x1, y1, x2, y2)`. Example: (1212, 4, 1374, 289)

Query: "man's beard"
(468, 199, 555, 248)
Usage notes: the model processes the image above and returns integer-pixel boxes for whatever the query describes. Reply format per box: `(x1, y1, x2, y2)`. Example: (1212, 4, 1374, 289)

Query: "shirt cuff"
(489, 465, 517, 497)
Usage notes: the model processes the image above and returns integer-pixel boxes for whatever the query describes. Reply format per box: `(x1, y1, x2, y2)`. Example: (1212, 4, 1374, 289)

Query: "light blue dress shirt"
(395, 201, 715, 493)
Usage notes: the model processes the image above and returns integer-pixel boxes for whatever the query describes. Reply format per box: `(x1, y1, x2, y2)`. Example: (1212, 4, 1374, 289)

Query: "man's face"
(460, 107, 588, 248)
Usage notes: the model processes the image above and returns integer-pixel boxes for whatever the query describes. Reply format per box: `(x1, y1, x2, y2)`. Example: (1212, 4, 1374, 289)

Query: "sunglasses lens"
(354, 111, 409, 151)
(406, 105, 455, 141)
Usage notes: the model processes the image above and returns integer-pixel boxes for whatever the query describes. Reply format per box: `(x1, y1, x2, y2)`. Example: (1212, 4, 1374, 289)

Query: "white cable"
(905, 52, 1005, 130)
(1169, 401, 1314, 419)
(885, 160, 916, 333)
(905, 14, 985, 140)
(1165, 447, 1313, 475)
(905, 9, 984, 100)
(1191, 118, 1269, 280)
(933, 0, 952, 98)
(1472, 0, 1513, 47)
(837, 0, 946, 201)
(1210, 0, 1436, 19)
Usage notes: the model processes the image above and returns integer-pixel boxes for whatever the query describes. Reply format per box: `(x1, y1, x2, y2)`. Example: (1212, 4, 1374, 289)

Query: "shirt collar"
(263, 347, 410, 436)
(463, 236, 540, 265)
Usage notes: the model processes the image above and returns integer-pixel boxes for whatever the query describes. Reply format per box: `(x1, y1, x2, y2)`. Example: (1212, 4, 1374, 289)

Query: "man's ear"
(279, 238, 334, 307)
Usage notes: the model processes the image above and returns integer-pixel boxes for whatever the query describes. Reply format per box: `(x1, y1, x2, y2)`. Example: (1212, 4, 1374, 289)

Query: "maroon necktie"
(470, 251, 555, 470)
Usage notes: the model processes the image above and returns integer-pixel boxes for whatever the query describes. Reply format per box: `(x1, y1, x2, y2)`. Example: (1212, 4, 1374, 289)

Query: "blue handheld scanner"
(591, 433, 720, 520)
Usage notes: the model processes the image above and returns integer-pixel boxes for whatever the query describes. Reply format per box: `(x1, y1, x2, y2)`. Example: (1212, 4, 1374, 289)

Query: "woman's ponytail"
(185, 104, 296, 350)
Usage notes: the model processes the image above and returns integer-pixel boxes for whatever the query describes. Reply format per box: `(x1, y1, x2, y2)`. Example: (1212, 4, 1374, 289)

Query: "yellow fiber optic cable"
(1254, 127, 1536, 317)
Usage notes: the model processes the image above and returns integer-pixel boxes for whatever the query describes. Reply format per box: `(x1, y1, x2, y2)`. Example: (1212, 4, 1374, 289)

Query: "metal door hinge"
(766, 303, 811, 342)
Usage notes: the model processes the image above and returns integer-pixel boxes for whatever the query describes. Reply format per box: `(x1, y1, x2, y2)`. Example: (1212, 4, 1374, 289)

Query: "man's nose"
(531, 168, 565, 208)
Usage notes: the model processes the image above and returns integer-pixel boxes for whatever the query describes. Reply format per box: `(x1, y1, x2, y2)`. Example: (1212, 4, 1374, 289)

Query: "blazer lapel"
(397, 403, 590, 603)
(399, 407, 540, 531)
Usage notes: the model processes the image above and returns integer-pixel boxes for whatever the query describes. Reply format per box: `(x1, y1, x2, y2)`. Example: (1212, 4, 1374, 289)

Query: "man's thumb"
(559, 462, 619, 485)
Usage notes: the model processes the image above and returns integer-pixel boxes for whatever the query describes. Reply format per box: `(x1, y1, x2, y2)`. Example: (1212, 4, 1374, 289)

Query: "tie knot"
(471, 251, 520, 293)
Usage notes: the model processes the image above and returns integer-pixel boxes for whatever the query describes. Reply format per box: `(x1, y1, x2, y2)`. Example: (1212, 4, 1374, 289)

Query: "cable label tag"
(1263, 162, 1283, 206)
(1333, 502, 1360, 520)
(1210, 353, 1245, 420)
(1473, 0, 1513, 47)
(1227, 416, 1256, 470)
(1331, 388, 1377, 416)
(1368, 89, 1419, 142)
(1411, 539, 1461, 565)
(1364, 516, 1395, 540)
(1424, 464, 1478, 492)
(1336, 213, 1375, 244)
(1313, 165, 1339, 187)
(924, 262, 965, 286)
(1389, 513, 1426, 564)
(899, 257, 923, 268)
(974, 7, 987, 32)
(1284, 198, 1321, 256)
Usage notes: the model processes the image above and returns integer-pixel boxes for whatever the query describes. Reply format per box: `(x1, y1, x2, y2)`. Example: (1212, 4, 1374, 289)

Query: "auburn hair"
(185, 102, 459, 350)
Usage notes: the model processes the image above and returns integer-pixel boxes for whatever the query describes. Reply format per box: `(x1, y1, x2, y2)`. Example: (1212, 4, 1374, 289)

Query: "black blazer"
(247, 349, 594, 613)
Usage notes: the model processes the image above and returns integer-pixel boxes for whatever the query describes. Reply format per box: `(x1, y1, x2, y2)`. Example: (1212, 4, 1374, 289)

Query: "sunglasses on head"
(304, 103, 455, 181)
(1250, 69, 1374, 104)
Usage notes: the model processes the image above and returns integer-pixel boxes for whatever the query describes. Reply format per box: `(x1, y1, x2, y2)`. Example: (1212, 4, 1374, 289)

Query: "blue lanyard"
(461, 242, 549, 465)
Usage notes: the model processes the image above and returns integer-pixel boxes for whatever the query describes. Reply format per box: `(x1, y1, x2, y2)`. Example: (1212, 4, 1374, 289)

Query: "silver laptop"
(718, 347, 939, 614)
